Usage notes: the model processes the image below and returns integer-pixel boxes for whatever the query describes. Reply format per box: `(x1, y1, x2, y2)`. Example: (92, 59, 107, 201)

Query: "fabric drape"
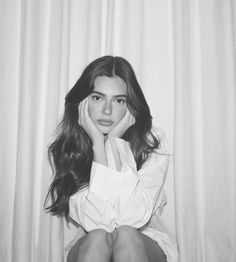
(0, 0, 235, 261)
(173, 1, 236, 261)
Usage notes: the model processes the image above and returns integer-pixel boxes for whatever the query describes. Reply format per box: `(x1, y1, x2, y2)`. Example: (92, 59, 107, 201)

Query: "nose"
(102, 100, 112, 115)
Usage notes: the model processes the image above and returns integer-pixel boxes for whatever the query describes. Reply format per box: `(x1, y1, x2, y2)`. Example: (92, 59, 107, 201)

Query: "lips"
(97, 119, 114, 126)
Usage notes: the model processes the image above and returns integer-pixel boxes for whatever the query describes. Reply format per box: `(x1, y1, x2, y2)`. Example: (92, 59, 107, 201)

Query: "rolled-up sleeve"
(69, 128, 170, 232)
(114, 148, 169, 228)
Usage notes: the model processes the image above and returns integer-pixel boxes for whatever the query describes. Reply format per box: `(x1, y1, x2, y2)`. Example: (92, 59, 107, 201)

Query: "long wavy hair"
(44, 56, 160, 220)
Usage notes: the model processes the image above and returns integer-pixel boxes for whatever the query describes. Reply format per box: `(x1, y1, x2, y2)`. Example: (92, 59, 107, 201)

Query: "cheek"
(115, 107, 127, 122)
(88, 102, 97, 120)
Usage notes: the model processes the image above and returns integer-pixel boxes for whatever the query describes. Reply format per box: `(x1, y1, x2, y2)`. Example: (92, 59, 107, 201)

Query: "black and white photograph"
(0, 1, 235, 262)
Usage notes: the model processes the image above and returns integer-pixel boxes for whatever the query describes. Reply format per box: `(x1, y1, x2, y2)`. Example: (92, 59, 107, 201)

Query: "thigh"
(113, 226, 167, 262)
(67, 234, 87, 262)
(67, 229, 112, 262)
(139, 232, 167, 262)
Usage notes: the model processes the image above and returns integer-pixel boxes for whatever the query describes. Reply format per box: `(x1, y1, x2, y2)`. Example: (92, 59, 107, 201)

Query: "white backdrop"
(0, 0, 235, 262)
(174, 1, 236, 261)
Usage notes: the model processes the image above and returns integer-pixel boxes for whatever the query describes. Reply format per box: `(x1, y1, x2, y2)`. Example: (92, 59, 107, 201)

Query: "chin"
(97, 126, 113, 134)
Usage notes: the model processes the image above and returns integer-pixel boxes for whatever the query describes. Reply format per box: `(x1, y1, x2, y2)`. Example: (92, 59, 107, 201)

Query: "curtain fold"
(173, 0, 236, 261)
(0, 0, 235, 261)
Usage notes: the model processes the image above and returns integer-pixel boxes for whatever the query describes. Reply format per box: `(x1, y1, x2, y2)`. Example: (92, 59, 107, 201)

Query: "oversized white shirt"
(69, 127, 169, 233)
(67, 128, 178, 261)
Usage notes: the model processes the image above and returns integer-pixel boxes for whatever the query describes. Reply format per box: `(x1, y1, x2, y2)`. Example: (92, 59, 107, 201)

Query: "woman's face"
(88, 75, 128, 134)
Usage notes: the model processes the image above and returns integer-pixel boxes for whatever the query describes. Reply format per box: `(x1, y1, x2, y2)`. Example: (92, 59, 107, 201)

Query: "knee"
(112, 225, 145, 250)
(80, 229, 112, 254)
(113, 225, 139, 242)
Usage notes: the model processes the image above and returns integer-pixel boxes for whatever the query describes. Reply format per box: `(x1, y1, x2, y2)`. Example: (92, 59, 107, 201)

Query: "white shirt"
(68, 127, 178, 261)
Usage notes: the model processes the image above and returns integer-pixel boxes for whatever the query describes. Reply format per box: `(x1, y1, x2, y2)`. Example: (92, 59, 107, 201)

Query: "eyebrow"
(91, 91, 127, 98)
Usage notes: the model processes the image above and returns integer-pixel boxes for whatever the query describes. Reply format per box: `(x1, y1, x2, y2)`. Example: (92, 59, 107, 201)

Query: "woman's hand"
(107, 109, 135, 171)
(108, 109, 135, 139)
(78, 98, 104, 145)
(79, 98, 108, 166)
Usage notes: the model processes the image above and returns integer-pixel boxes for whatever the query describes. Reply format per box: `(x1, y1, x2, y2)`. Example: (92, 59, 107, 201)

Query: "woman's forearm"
(108, 136, 122, 172)
(92, 137, 122, 171)
(93, 141, 108, 166)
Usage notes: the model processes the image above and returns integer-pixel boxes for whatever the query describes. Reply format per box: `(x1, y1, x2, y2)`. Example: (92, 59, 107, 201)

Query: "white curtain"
(173, 1, 236, 261)
(0, 1, 235, 262)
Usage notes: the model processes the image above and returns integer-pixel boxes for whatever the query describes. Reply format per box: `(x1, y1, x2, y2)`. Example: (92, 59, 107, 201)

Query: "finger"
(79, 99, 86, 125)
(123, 108, 131, 121)
(83, 98, 90, 121)
(83, 98, 95, 129)
(128, 115, 133, 127)
(127, 110, 133, 121)
(128, 113, 135, 126)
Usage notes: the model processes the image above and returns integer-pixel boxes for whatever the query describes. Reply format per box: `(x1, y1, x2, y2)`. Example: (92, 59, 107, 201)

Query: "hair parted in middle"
(45, 55, 160, 219)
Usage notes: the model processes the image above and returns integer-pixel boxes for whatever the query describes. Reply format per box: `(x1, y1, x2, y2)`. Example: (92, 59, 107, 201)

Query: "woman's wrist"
(92, 138, 105, 149)
(108, 136, 122, 171)
(93, 140, 108, 166)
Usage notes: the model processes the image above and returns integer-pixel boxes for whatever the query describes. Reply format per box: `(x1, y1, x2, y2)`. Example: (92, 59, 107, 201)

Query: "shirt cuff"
(89, 161, 139, 205)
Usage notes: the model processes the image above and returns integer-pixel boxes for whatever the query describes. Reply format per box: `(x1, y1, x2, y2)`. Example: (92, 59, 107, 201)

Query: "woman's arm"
(69, 129, 169, 232)
(107, 128, 170, 229)
(79, 98, 108, 166)
(107, 136, 122, 171)
(107, 109, 135, 171)
(75, 101, 168, 231)
(113, 140, 169, 228)
(93, 141, 107, 167)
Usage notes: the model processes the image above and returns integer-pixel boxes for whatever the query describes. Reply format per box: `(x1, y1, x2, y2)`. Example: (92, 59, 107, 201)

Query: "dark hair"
(44, 55, 160, 220)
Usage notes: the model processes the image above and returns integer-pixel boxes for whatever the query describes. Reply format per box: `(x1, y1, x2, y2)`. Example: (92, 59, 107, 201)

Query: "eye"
(115, 98, 126, 104)
(91, 95, 102, 102)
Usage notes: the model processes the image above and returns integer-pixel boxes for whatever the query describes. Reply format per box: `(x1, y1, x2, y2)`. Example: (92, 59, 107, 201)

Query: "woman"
(45, 56, 178, 262)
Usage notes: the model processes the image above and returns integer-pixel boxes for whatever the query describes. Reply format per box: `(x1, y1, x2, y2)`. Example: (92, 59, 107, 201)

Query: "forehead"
(93, 76, 127, 95)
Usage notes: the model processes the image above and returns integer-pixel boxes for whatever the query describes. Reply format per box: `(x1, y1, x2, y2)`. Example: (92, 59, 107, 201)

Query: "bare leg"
(112, 226, 167, 262)
(67, 229, 112, 262)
